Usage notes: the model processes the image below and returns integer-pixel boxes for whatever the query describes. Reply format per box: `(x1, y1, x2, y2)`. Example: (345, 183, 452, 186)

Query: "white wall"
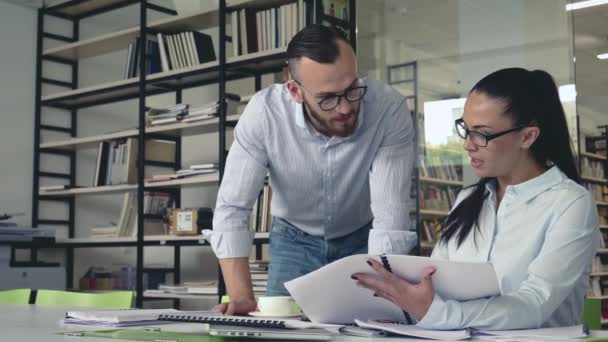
(0, 1, 36, 226)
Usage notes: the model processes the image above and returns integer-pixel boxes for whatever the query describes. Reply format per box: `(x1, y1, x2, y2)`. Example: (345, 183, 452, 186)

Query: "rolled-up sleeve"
(368, 97, 417, 255)
(209, 95, 270, 259)
(417, 193, 599, 330)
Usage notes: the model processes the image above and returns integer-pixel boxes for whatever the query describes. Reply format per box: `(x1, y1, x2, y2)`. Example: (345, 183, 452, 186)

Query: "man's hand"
(213, 297, 258, 316)
(216, 257, 257, 316)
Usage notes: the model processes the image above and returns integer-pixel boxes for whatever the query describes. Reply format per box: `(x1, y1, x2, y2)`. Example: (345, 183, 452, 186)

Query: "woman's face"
(461, 91, 528, 179)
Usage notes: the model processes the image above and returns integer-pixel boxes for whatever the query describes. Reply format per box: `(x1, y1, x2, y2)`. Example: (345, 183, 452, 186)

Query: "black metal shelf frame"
(387, 61, 419, 255)
(31, 0, 356, 308)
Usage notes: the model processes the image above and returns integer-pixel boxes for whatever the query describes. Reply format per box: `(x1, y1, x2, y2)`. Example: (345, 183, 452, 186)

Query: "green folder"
(61, 329, 227, 342)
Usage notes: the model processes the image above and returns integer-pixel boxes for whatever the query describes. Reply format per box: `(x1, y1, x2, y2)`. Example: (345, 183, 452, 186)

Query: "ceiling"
(357, 0, 608, 124)
(1, 0, 605, 122)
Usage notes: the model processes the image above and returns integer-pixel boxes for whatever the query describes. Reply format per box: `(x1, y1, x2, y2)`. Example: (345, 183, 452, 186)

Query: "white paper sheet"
(474, 325, 587, 340)
(355, 319, 471, 340)
(285, 254, 499, 324)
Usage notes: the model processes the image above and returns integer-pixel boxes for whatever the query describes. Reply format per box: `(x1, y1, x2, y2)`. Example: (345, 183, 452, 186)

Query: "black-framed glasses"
(455, 118, 526, 147)
(294, 80, 368, 111)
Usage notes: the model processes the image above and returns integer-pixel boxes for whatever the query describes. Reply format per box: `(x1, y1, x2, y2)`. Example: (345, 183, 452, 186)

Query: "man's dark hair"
(287, 24, 350, 78)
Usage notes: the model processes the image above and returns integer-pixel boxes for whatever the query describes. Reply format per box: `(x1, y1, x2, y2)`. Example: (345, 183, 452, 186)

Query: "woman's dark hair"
(441, 68, 580, 247)
(287, 24, 349, 77)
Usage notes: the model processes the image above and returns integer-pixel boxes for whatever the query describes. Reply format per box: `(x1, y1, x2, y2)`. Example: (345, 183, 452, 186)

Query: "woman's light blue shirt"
(419, 166, 600, 330)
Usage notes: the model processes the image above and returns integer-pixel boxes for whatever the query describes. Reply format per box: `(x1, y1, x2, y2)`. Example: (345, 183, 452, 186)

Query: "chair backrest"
(582, 298, 601, 330)
(35, 290, 133, 309)
(0, 289, 31, 304)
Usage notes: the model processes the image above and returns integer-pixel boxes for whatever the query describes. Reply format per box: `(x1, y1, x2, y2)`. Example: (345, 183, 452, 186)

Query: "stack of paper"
(474, 325, 588, 340)
(63, 308, 182, 327)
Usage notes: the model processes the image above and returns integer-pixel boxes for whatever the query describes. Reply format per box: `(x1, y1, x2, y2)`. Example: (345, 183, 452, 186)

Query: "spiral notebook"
(158, 312, 340, 330)
(158, 312, 288, 328)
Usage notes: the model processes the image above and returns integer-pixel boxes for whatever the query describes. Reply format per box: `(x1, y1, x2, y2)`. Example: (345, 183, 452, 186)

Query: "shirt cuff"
(368, 229, 417, 255)
(416, 293, 449, 329)
(203, 229, 256, 258)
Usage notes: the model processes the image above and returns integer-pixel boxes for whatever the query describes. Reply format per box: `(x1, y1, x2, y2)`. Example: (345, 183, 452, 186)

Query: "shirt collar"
(485, 165, 566, 204)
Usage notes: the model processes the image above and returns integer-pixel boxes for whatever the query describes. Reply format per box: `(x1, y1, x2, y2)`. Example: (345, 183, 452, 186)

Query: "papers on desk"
(64, 309, 217, 327)
(355, 319, 471, 340)
(285, 254, 500, 324)
(352, 321, 587, 341)
(474, 324, 588, 340)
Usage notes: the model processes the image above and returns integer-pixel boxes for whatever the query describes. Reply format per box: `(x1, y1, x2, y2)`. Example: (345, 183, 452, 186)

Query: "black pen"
(379, 254, 414, 325)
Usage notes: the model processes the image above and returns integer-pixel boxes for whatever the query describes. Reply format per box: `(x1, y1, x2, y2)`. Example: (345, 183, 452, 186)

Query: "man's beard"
(302, 97, 358, 138)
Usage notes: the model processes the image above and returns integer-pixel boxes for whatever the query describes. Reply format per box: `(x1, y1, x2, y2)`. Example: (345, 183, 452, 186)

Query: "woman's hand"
(352, 258, 436, 321)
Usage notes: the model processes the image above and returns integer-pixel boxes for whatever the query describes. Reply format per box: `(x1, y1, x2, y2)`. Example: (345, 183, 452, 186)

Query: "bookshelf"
(582, 125, 608, 326)
(41, 49, 288, 109)
(39, 115, 241, 151)
(28, 0, 355, 308)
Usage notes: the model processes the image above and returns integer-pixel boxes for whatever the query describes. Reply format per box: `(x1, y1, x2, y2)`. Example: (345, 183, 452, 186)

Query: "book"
(191, 31, 216, 63)
(285, 254, 499, 324)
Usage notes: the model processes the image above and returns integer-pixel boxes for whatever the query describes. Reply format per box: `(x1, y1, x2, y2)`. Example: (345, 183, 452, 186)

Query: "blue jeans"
(266, 217, 371, 296)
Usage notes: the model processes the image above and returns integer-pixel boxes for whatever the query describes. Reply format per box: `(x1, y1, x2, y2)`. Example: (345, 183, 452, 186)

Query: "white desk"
(0, 304, 377, 342)
(1, 304, 606, 341)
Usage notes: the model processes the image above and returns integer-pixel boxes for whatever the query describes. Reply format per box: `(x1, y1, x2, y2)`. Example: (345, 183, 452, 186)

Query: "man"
(209, 24, 416, 315)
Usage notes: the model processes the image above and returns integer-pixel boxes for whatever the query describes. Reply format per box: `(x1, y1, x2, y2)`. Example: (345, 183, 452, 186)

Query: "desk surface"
(0, 304, 377, 342)
(1, 304, 607, 342)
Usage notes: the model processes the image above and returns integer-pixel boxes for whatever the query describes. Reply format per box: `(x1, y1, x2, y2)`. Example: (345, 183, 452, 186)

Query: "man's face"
(288, 40, 361, 137)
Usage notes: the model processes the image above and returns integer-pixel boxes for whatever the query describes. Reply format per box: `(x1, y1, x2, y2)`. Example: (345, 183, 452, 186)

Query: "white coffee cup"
(257, 296, 296, 316)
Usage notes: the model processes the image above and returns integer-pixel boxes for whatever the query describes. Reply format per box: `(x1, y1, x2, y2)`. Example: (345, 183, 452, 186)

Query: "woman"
(352, 68, 599, 330)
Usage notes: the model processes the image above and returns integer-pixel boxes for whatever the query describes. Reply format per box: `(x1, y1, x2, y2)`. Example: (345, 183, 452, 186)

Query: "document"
(284, 254, 499, 324)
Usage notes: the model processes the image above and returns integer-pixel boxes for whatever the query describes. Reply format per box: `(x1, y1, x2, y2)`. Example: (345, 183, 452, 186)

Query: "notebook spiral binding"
(157, 314, 288, 329)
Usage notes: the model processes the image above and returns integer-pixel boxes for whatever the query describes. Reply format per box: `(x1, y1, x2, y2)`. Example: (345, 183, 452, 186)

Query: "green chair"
(582, 298, 601, 330)
(0, 289, 31, 304)
(35, 290, 133, 309)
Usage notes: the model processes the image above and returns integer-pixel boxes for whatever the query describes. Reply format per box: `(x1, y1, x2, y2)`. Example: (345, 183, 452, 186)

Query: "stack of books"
(155, 281, 218, 296)
(145, 162, 219, 183)
(249, 260, 269, 295)
(146, 96, 240, 126)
